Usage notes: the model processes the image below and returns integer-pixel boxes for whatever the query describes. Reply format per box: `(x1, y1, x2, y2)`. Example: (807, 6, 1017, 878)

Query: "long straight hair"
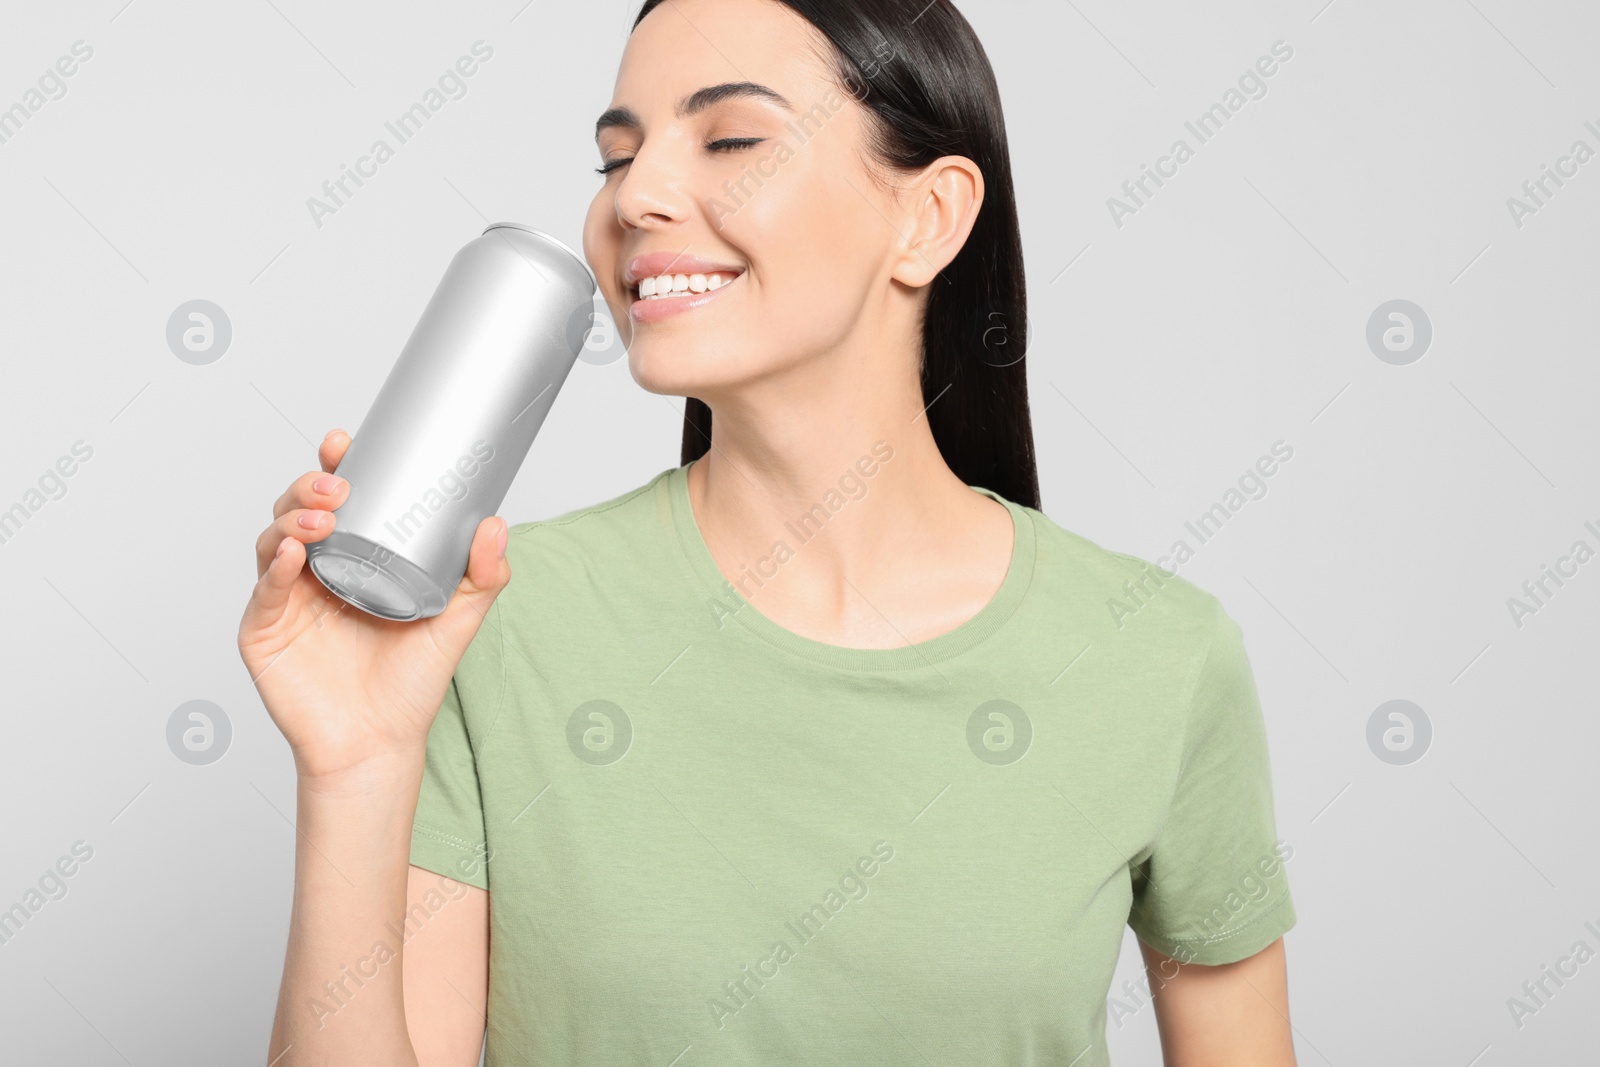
(632, 0, 1040, 510)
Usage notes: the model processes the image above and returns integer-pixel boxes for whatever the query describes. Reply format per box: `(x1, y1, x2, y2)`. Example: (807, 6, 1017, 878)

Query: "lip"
(624, 251, 745, 287)
(630, 272, 741, 324)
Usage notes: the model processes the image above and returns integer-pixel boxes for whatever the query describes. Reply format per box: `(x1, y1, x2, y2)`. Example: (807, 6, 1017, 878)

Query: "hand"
(237, 429, 512, 782)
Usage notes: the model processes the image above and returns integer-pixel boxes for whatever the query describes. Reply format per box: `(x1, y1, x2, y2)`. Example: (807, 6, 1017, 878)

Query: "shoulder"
(504, 466, 675, 563)
(491, 466, 686, 635)
(1020, 502, 1230, 655)
(1020, 506, 1258, 746)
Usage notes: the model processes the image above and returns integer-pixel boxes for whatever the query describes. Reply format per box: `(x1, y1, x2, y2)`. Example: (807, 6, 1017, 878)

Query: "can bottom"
(305, 530, 451, 622)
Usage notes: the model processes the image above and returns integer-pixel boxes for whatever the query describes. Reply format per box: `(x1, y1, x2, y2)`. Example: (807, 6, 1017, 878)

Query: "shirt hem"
(1132, 891, 1296, 966)
(410, 824, 491, 891)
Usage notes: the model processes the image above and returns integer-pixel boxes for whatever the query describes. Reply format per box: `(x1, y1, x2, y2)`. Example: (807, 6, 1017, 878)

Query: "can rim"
(482, 222, 598, 292)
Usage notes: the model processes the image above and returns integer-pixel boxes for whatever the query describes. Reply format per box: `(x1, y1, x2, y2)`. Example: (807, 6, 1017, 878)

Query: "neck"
(683, 344, 1007, 628)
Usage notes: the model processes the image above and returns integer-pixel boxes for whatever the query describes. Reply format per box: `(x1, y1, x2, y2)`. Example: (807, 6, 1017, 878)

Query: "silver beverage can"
(306, 222, 598, 621)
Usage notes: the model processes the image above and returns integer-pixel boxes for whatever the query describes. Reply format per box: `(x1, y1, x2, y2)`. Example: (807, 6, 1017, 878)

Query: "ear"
(890, 156, 985, 288)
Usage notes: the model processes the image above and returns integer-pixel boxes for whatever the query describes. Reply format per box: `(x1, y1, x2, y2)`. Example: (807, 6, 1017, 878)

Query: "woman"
(241, 0, 1299, 1063)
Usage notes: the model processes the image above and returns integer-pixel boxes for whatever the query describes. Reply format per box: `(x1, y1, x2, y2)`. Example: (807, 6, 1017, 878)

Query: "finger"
(460, 516, 512, 599)
(271, 469, 348, 521)
(243, 535, 305, 634)
(428, 517, 512, 656)
(256, 507, 339, 578)
(319, 429, 351, 474)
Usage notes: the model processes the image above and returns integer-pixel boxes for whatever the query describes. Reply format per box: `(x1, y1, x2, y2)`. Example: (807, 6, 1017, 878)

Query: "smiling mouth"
(632, 270, 743, 302)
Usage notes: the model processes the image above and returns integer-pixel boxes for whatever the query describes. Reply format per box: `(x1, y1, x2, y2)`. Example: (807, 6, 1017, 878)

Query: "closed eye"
(595, 137, 767, 176)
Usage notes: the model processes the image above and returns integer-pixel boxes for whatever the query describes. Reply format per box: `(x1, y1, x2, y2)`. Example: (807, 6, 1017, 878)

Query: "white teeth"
(635, 272, 738, 300)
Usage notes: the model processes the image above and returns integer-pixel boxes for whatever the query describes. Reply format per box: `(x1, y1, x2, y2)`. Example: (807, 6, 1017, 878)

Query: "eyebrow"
(595, 82, 794, 142)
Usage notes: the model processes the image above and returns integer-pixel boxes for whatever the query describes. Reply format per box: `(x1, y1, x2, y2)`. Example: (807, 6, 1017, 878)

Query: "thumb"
(428, 516, 512, 656)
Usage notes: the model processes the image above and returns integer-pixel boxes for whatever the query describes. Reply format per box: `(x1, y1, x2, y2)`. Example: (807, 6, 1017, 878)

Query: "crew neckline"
(665, 459, 1037, 671)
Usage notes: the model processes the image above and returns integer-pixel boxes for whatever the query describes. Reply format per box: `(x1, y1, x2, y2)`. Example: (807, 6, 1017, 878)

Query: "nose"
(612, 138, 694, 232)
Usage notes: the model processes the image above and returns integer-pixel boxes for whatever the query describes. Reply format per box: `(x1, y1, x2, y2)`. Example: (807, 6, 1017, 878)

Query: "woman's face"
(583, 0, 910, 402)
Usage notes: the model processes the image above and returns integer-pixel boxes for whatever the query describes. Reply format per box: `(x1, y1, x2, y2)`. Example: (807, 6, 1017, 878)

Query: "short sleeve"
(409, 643, 496, 892)
(1127, 604, 1296, 965)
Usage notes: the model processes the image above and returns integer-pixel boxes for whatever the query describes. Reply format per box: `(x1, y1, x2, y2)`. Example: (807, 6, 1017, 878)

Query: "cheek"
(730, 159, 874, 316)
(582, 196, 611, 273)
(583, 194, 627, 315)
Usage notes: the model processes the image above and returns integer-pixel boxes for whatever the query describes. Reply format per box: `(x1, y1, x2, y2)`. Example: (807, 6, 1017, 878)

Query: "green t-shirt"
(409, 459, 1296, 1065)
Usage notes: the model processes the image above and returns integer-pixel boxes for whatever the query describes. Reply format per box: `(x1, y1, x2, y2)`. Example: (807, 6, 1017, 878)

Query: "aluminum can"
(305, 222, 598, 621)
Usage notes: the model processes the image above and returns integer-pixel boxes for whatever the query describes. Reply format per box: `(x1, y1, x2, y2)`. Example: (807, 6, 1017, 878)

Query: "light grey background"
(2, 0, 1596, 1063)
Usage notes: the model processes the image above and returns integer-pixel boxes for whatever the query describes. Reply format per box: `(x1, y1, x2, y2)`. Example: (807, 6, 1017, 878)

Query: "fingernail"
(275, 539, 288, 559)
(324, 428, 344, 441)
(312, 476, 340, 495)
(496, 520, 508, 559)
(298, 512, 324, 529)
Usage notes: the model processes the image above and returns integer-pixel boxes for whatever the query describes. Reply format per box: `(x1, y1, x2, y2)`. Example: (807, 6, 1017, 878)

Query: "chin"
(626, 343, 768, 401)
(626, 348, 715, 399)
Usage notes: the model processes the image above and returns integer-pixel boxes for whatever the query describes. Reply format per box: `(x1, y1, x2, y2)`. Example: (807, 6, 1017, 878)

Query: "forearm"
(268, 752, 427, 1067)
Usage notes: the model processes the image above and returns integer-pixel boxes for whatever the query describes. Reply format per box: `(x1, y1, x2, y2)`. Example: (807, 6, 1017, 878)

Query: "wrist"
(295, 747, 425, 801)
